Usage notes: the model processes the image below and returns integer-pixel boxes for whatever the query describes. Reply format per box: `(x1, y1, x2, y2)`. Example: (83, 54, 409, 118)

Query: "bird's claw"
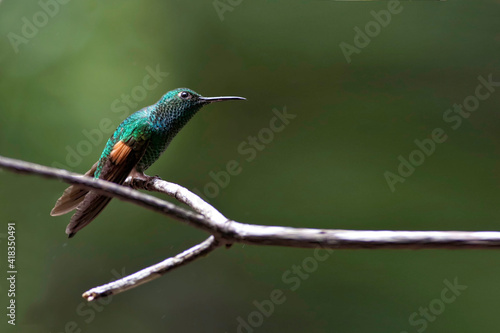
(129, 173, 163, 190)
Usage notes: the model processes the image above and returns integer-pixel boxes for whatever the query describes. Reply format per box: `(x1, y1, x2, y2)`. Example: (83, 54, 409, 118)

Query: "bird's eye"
(179, 91, 192, 100)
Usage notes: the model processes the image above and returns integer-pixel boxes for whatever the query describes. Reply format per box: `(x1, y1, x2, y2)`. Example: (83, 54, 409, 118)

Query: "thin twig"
(2, 155, 500, 301)
(83, 179, 231, 301)
(130, 177, 228, 225)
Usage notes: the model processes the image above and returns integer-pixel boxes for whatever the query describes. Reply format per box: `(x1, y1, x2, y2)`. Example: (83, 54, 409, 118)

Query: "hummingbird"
(51, 88, 245, 238)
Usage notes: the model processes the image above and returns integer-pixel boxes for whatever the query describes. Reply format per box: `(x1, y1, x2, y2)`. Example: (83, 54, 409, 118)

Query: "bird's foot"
(128, 170, 162, 190)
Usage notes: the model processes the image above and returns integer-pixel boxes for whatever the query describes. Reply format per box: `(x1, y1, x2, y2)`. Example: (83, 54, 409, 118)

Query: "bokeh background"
(1, 0, 500, 332)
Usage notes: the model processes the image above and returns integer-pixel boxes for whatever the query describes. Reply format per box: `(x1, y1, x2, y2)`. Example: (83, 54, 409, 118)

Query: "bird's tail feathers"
(50, 162, 98, 216)
(50, 185, 89, 216)
(65, 192, 112, 238)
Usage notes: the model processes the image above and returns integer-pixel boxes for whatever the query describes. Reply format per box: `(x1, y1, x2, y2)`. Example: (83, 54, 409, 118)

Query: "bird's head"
(157, 88, 245, 113)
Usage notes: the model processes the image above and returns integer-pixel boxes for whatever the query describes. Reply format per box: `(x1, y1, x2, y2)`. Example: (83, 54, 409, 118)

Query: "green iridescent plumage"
(51, 88, 245, 237)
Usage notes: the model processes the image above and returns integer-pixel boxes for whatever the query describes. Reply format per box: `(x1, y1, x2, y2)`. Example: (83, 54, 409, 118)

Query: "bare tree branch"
(2, 155, 500, 300)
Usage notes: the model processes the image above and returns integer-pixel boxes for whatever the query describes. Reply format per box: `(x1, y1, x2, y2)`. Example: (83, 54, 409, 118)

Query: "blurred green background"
(1, 0, 500, 332)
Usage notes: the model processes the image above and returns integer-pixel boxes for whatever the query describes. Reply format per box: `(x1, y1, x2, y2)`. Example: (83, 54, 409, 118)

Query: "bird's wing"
(65, 128, 150, 238)
(50, 162, 98, 216)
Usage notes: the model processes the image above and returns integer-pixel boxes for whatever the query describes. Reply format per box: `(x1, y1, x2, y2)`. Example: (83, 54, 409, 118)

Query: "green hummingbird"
(51, 88, 245, 238)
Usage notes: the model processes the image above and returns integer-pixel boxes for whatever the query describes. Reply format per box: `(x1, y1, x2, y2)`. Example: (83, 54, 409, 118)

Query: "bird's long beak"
(199, 96, 246, 104)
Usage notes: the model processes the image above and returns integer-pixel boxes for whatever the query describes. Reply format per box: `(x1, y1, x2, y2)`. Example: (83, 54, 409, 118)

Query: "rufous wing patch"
(109, 140, 132, 164)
